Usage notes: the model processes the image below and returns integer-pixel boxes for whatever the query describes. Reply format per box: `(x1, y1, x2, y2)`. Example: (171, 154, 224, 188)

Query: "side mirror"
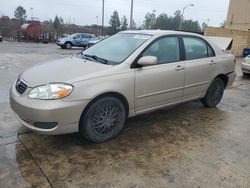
(137, 56, 157, 66)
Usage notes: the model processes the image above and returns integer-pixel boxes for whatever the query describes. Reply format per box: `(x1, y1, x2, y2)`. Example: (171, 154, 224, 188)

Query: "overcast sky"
(1, 0, 229, 27)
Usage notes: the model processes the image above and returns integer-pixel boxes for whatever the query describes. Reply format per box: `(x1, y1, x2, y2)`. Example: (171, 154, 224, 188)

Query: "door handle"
(175, 65, 184, 71)
(209, 60, 216, 65)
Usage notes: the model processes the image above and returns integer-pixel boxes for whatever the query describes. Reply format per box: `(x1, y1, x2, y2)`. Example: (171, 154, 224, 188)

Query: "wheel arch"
(215, 74, 229, 88)
(65, 41, 73, 46)
(79, 92, 129, 131)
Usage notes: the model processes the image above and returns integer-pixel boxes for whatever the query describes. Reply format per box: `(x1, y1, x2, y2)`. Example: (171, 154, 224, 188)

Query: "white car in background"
(56, 33, 96, 49)
(242, 55, 250, 75)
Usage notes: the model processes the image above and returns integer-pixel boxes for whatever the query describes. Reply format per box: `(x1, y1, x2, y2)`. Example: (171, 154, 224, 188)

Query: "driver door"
(72, 34, 82, 46)
(135, 36, 185, 113)
(81, 34, 91, 46)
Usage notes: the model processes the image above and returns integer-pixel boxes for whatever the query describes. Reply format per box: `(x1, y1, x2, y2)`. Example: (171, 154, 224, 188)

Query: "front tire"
(65, 42, 72, 49)
(80, 97, 126, 143)
(201, 78, 225, 108)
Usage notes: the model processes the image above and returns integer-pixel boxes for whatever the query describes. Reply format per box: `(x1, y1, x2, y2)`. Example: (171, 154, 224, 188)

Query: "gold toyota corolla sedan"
(10, 30, 236, 143)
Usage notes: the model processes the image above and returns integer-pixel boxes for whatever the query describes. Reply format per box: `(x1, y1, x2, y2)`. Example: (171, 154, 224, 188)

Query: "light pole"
(96, 16, 99, 25)
(130, 0, 134, 29)
(206, 19, 210, 26)
(102, 0, 104, 35)
(179, 3, 194, 30)
(30, 7, 33, 20)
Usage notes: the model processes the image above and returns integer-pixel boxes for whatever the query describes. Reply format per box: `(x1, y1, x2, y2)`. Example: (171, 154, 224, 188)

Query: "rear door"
(181, 36, 216, 100)
(134, 36, 185, 113)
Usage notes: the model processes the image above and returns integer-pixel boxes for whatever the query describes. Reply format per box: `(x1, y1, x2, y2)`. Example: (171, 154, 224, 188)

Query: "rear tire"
(243, 72, 250, 77)
(79, 97, 126, 143)
(201, 78, 225, 108)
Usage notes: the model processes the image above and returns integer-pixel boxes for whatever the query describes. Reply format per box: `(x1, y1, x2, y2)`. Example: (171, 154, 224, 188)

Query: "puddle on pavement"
(2, 101, 246, 187)
(0, 65, 9, 70)
(1, 83, 250, 187)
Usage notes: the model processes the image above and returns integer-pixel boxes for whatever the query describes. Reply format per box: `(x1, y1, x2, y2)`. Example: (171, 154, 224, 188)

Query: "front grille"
(16, 78, 28, 94)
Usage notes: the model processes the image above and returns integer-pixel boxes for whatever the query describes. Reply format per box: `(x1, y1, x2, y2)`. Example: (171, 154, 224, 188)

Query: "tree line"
(3, 5, 212, 38)
(109, 10, 202, 34)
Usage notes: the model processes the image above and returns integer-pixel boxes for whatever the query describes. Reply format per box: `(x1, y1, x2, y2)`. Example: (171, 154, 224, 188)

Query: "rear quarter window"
(208, 44, 215, 57)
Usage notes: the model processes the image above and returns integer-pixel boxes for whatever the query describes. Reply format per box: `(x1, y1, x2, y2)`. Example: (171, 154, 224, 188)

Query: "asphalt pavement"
(0, 42, 250, 188)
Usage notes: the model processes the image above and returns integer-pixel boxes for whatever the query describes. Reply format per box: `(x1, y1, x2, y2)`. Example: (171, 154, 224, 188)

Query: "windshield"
(82, 33, 151, 64)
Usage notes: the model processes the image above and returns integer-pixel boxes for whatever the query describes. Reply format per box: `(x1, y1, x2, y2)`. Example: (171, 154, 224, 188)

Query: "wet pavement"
(0, 42, 250, 188)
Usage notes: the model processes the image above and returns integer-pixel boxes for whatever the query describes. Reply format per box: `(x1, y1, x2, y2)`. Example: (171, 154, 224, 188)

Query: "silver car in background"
(56, 33, 96, 49)
(10, 30, 236, 143)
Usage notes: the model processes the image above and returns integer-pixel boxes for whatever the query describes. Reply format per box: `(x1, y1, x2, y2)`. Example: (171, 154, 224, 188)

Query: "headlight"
(28, 83, 73, 100)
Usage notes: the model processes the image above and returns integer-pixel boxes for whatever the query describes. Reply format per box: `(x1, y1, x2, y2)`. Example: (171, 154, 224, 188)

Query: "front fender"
(64, 72, 135, 116)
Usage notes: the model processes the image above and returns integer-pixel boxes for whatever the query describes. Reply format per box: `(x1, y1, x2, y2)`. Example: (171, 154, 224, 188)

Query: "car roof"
(119, 30, 225, 54)
(120, 30, 202, 37)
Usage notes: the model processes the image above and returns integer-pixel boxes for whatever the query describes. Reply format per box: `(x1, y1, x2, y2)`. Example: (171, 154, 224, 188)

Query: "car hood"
(21, 56, 113, 87)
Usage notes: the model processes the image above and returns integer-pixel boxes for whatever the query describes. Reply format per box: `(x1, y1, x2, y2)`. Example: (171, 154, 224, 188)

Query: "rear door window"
(183, 37, 213, 60)
(208, 45, 215, 57)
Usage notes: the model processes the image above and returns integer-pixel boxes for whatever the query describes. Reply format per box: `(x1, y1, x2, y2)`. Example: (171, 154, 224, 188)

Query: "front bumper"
(242, 62, 250, 74)
(10, 84, 89, 135)
(56, 41, 65, 47)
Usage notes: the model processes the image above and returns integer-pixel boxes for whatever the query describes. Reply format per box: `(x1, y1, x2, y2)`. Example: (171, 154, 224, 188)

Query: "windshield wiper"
(82, 53, 108, 64)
